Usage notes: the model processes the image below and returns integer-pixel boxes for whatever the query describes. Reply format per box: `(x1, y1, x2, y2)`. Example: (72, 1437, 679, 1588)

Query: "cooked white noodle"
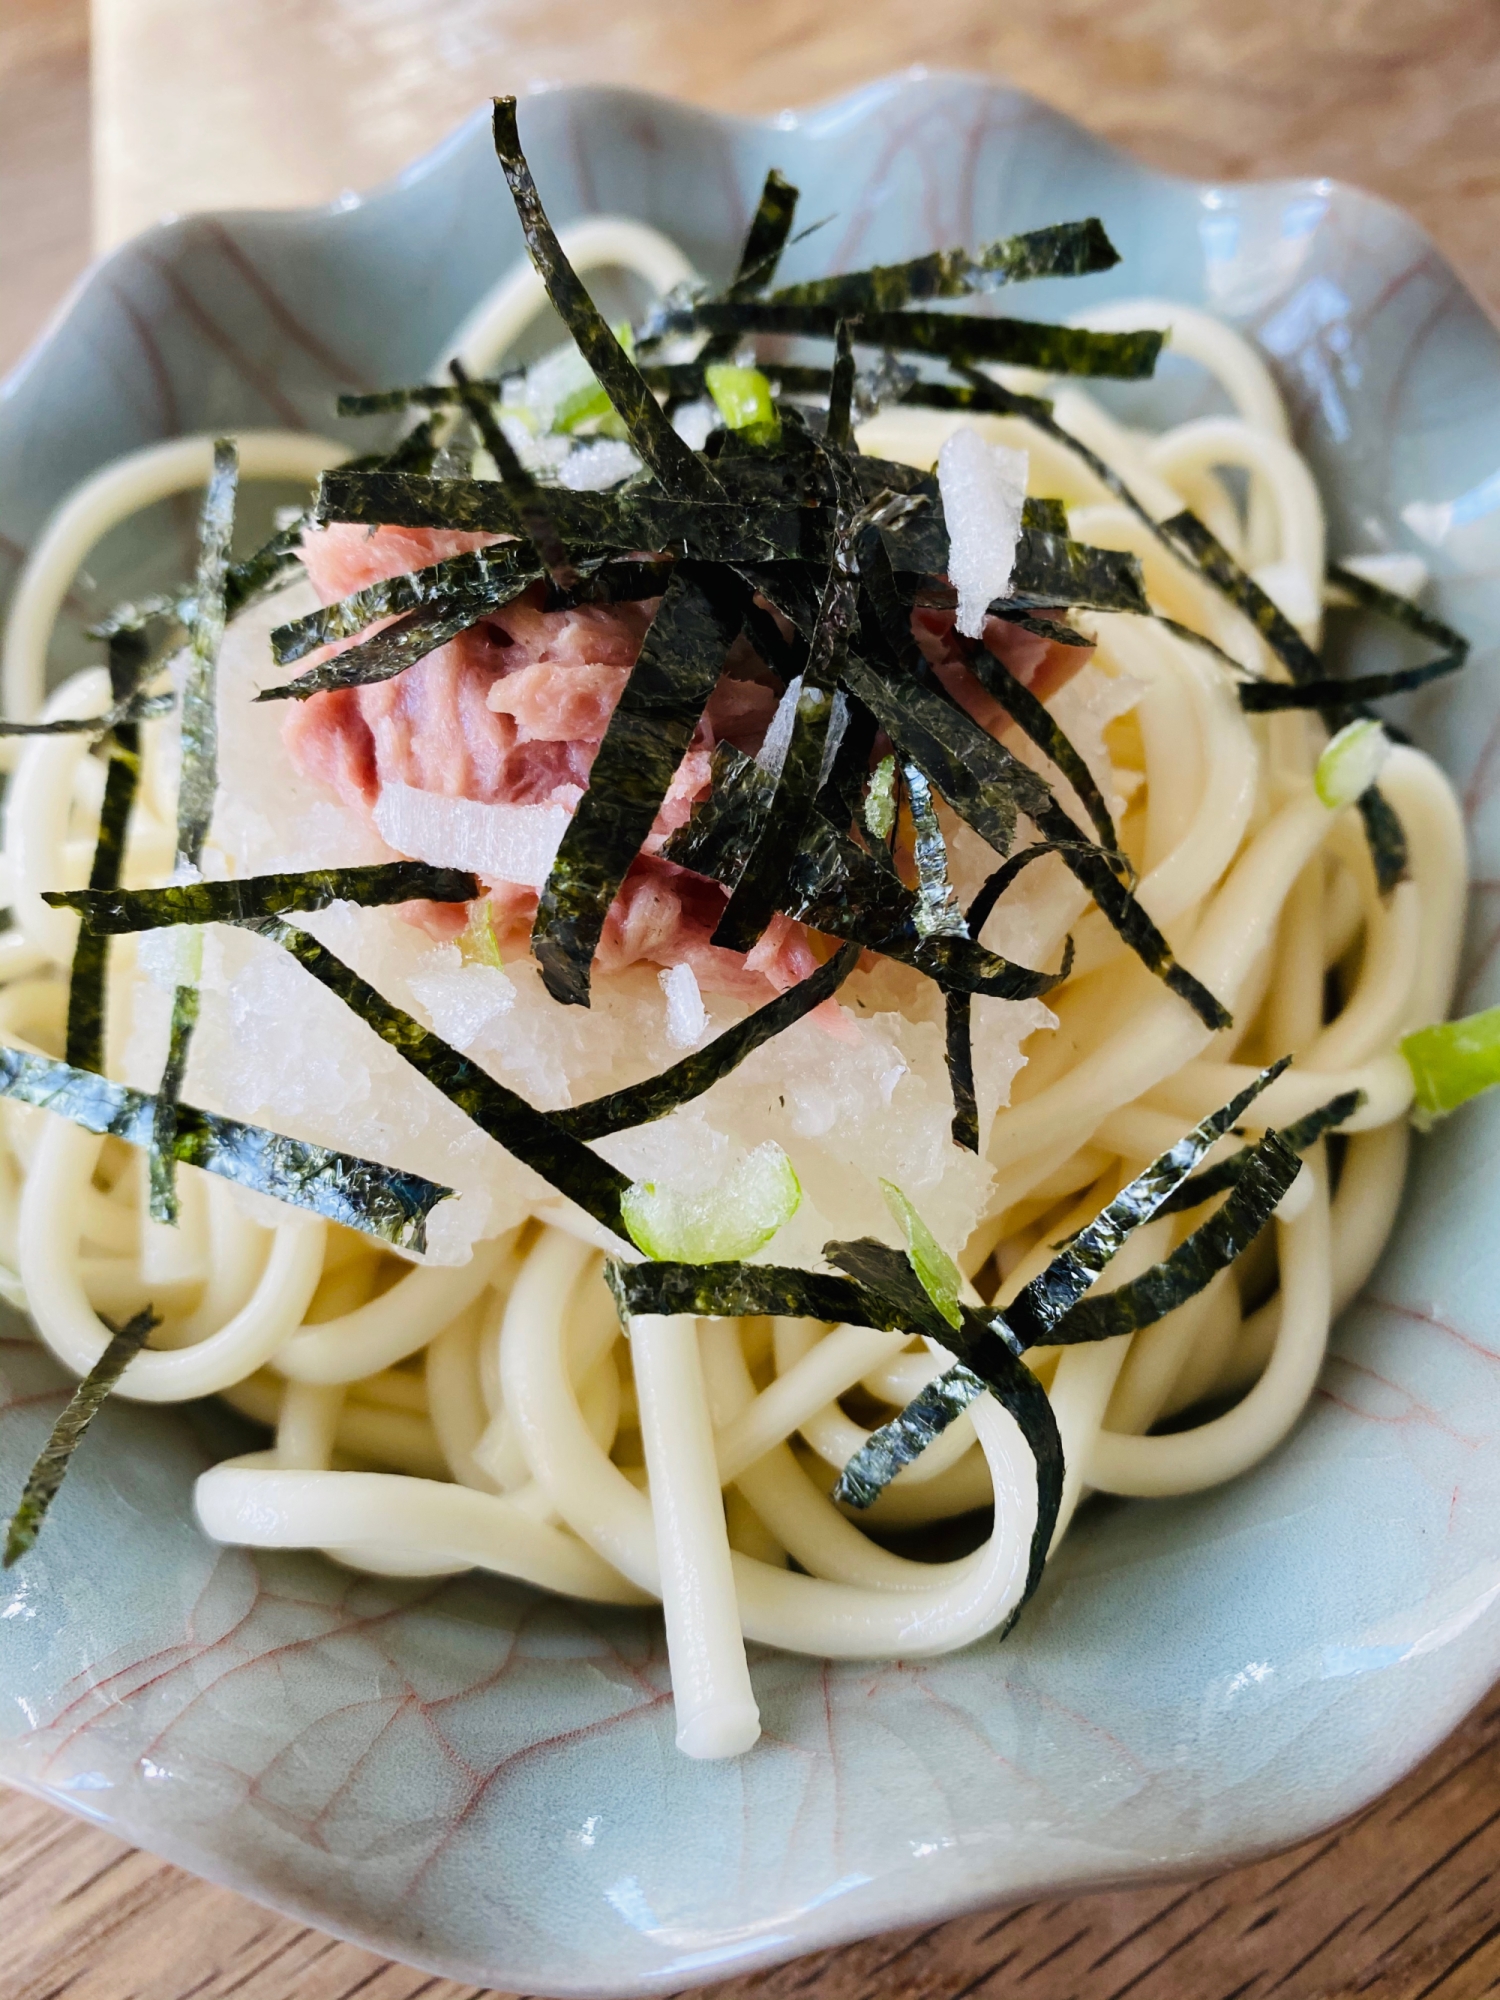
(0, 228, 1468, 1760)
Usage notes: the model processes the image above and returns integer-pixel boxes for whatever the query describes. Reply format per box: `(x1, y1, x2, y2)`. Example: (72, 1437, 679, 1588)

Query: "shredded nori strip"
(337, 383, 498, 417)
(1050, 1132, 1300, 1345)
(713, 677, 842, 951)
(0, 1044, 450, 1250)
(825, 319, 857, 453)
(3, 1305, 159, 1568)
(492, 96, 719, 502)
(149, 981, 198, 1226)
(50, 862, 478, 934)
(0, 692, 172, 739)
(535, 566, 744, 1005)
(961, 638, 1119, 850)
(945, 992, 979, 1154)
(727, 168, 800, 299)
(64, 631, 145, 1074)
(1156, 1088, 1364, 1217)
(270, 544, 541, 665)
(903, 764, 966, 939)
(260, 596, 499, 702)
(661, 740, 778, 888)
(1356, 782, 1409, 893)
(451, 357, 576, 579)
(556, 941, 860, 1141)
(766, 218, 1120, 312)
(666, 302, 1162, 379)
(249, 918, 629, 1232)
(1237, 659, 1464, 711)
(177, 440, 236, 873)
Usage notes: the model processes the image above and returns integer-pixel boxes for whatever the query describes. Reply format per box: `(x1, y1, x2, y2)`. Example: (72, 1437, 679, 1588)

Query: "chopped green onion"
(1315, 718, 1390, 810)
(622, 1142, 801, 1263)
(880, 1179, 962, 1330)
(864, 753, 897, 841)
(464, 899, 504, 969)
(704, 362, 781, 446)
(1401, 1008, 1500, 1126)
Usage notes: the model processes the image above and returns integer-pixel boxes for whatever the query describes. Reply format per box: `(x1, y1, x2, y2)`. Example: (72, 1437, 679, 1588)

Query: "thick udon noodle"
(0, 224, 1468, 1759)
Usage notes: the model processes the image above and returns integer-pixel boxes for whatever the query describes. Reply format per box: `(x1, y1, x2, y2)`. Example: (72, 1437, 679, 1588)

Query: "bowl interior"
(4, 72, 1500, 1996)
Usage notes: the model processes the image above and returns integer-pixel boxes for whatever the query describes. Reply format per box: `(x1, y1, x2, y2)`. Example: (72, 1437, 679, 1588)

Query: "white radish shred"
(937, 426, 1029, 638)
(374, 780, 568, 891)
(659, 961, 707, 1049)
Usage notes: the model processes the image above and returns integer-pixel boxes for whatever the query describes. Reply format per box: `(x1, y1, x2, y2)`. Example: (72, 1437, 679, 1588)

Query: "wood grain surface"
(6, 3, 1500, 1995)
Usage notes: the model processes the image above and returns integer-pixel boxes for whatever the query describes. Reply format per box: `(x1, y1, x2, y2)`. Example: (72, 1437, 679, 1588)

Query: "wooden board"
(5, 3, 1500, 1995)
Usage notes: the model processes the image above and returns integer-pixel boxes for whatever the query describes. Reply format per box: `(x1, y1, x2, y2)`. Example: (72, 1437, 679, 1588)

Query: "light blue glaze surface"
(3, 70, 1500, 1996)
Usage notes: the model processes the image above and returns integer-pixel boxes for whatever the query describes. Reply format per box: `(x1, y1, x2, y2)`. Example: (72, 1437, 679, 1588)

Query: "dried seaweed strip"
(962, 642, 1119, 849)
(1158, 510, 1320, 685)
(450, 358, 575, 579)
(606, 1257, 868, 1329)
(661, 741, 778, 889)
(249, 918, 629, 1231)
(149, 982, 198, 1226)
(336, 383, 500, 417)
(1020, 498, 1070, 538)
(912, 932, 1074, 1000)
(768, 218, 1118, 312)
(1357, 783, 1409, 892)
(52, 862, 478, 934)
(814, 689, 880, 831)
(944, 991, 979, 1152)
(1001, 1061, 1288, 1348)
(63, 736, 140, 1073)
(1156, 1088, 1363, 1217)
(1005, 530, 1149, 615)
(177, 440, 237, 872)
(1238, 658, 1464, 711)
(259, 597, 492, 701)
(713, 676, 843, 951)
(536, 567, 744, 1005)
(825, 319, 857, 452)
(316, 471, 822, 565)
(270, 544, 541, 665)
(0, 1045, 450, 1250)
(904, 764, 967, 939)
(556, 941, 860, 1141)
(727, 169, 801, 298)
(3, 1305, 159, 1568)
(1050, 1133, 1300, 1345)
(492, 97, 719, 501)
(675, 303, 1162, 379)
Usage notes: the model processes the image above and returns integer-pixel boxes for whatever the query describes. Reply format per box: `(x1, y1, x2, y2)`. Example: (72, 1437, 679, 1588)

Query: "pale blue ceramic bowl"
(4, 70, 1500, 1997)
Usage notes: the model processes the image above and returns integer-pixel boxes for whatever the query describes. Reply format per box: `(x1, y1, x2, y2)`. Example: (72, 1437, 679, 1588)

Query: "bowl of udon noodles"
(3, 68, 1500, 1997)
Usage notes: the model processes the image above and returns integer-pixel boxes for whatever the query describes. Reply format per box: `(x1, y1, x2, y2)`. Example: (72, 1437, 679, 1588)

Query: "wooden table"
(6, 2, 1500, 1993)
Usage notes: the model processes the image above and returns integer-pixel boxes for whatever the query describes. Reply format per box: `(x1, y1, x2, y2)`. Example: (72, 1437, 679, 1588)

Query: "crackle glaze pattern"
(4, 71, 1500, 1997)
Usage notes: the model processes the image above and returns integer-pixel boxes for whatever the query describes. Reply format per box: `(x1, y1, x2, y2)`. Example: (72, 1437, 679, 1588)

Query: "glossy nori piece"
(270, 544, 541, 666)
(727, 168, 801, 297)
(51, 861, 479, 934)
(766, 218, 1119, 312)
(903, 764, 967, 939)
(961, 639, 1119, 849)
(1049, 1132, 1300, 1345)
(0, 692, 172, 739)
(250, 918, 629, 1233)
(64, 655, 142, 1075)
(1326, 561, 1471, 657)
(0, 1044, 451, 1250)
(1357, 783, 1409, 893)
(944, 991, 979, 1153)
(825, 320, 857, 453)
(1001, 1060, 1290, 1349)
(1156, 1088, 1364, 1217)
(259, 597, 497, 701)
(451, 358, 577, 578)
(660, 741, 777, 888)
(492, 97, 719, 501)
(149, 982, 199, 1226)
(834, 1362, 989, 1504)
(713, 678, 843, 952)
(3, 1305, 159, 1568)
(556, 940, 861, 1141)
(1237, 658, 1465, 711)
(535, 566, 745, 1005)
(176, 439, 237, 872)
(336, 382, 500, 417)
(840, 645, 1226, 1025)
(1158, 510, 1321, 685)
(1019, 497, 1071, 539)
(670, 301, 1163, 379)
